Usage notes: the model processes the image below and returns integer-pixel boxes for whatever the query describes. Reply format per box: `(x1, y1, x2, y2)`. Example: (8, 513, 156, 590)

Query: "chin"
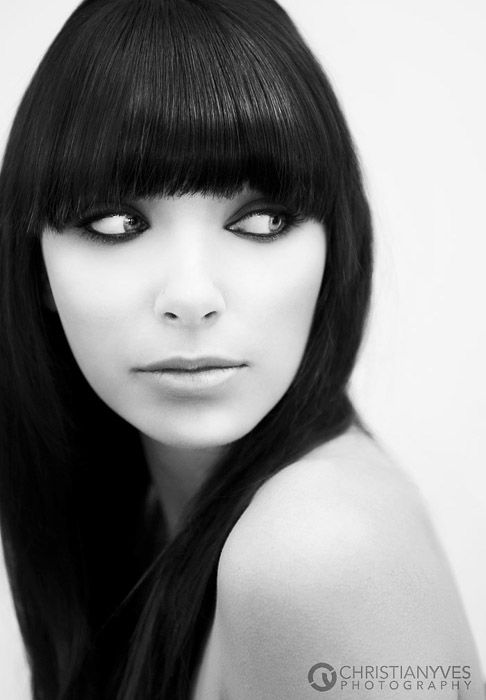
(138, 411, 261, 450)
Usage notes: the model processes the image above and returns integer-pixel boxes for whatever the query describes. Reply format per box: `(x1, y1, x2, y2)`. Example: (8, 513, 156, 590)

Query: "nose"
(153, 243, 226, 327)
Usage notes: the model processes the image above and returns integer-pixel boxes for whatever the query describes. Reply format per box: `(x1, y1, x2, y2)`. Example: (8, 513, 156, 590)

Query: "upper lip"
(138, 356, 247, 371)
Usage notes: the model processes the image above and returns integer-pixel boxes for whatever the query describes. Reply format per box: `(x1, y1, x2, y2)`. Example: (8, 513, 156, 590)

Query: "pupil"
(124, 215, 136, 231)
(270, 215, 282, 231)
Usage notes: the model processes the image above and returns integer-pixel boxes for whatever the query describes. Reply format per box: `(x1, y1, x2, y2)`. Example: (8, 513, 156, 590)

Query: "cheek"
(41, 236, 138, 381)
(49, 261, 134, 322)
(240, 225, 326, 389)
(261, 226, 325, 332)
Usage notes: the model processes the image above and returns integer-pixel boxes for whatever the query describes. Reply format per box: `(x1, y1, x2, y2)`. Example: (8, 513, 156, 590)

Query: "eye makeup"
(69, 198, 306, 245)
(226, 206, 306, 241)
(71, 205, 149, 245)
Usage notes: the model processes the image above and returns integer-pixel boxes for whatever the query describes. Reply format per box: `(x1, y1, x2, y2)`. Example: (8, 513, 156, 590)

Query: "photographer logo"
(308, 663, 337, 692)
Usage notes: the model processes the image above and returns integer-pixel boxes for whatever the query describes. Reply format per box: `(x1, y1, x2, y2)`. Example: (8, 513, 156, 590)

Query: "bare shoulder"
(219, 425, 438, 582)
(215, 426, 484, 699)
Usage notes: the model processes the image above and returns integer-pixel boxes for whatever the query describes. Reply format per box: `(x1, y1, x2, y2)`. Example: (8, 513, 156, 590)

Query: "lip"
(136, 361, 247, 395)
(135, 356, 248, 395)
(138, 356, 248, 372)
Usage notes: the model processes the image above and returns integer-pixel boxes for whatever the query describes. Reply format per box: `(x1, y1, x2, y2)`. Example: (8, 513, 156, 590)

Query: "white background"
(0, 1, 484, 695)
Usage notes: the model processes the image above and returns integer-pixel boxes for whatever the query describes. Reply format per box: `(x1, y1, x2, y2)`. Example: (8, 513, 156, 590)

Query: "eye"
(227, 211, 292, 238)
(84, 212, 147, 237)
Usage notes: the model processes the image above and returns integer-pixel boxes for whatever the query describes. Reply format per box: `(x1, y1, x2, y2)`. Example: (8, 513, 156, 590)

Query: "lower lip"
(139, 366, 246, 393)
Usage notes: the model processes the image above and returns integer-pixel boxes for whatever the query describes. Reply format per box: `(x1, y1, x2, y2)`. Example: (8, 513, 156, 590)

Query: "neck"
(140, 435, 228, 540)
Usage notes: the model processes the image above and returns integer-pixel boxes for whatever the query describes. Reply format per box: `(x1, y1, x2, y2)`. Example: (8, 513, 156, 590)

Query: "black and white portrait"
(0, 1, 484, 698)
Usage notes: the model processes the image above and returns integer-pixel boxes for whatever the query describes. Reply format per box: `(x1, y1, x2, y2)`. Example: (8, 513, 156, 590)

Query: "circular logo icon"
(308, 662, 337, 692)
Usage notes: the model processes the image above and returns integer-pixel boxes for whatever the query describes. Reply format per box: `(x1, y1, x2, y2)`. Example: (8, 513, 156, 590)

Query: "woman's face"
(41, 189, 326, 448)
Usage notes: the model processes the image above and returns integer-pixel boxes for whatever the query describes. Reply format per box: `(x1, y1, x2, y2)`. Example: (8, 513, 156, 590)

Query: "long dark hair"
(0, 0, 373, 697)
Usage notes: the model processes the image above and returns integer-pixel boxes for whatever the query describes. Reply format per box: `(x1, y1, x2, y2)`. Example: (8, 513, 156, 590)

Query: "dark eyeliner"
(226, 207, 306, 241)
(73, 205, 148, 244)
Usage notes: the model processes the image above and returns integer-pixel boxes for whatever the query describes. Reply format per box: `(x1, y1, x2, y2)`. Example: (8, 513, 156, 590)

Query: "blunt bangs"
(16, 0, 345, 231)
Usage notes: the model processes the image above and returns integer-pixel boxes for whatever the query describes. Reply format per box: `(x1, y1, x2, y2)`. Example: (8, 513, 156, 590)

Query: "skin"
(202, 428, 485, 700)
(41, 187, 326, 535)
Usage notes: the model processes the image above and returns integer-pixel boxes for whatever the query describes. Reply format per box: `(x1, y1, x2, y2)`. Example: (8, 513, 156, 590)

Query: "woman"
(0, 0, 482, 698)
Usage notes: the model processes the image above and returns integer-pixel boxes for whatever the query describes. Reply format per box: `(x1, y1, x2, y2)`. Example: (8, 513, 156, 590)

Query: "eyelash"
(74, 206, 305, 245)
(75, 207, 147, 245)
(228, 209, 305, 242)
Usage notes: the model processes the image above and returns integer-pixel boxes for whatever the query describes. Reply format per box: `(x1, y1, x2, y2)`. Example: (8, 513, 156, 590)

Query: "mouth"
(136, 356, 248, 394)
(138, 356, 248, 372)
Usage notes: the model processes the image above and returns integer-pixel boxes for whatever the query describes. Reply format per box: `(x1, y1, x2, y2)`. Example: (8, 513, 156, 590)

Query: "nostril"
(164, 312, 178, 320)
